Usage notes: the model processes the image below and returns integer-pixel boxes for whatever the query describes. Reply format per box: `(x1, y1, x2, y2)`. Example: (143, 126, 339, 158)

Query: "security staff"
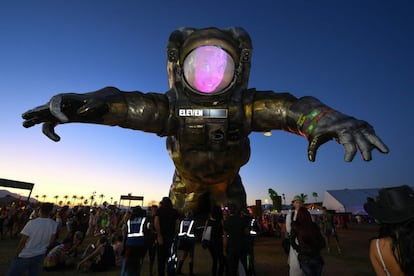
(243, 210, 258, 276)
(176, 211, 196, 275)
(122, 206, 147, 276)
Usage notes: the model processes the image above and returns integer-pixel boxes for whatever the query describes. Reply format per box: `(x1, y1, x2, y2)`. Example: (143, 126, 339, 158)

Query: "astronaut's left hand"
(293, 97, 389, 162)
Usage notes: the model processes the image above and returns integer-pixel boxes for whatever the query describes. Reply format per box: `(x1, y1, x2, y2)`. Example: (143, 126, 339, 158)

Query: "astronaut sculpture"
(22, 27, 388, 216)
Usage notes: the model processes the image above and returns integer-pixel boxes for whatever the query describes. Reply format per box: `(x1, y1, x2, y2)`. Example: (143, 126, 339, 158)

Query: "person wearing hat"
(290, 206, 326, 276)
(285, 195, 305, 276)
(364, 185, 414, 276)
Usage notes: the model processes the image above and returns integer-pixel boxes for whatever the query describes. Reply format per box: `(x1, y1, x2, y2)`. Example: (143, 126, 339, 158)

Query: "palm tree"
(35, 195, 39, 202)
(63, 195, 69, 204)
(312, 192, 319, 203)
(299, 193, 308, 203)
(54, 195, 59, 204)
(58, 200, 63, 206)
(99, 194, 105, 206)
(42, 194, 47, 202)
(72, 195, 77, 206)
(89, 195, 95, 207)
(268, 188, 282, 211)
(79, 196, 84, 205)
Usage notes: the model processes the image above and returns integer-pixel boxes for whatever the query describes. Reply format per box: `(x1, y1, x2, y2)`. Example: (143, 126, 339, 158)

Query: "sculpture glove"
(289, 96, 389, 162)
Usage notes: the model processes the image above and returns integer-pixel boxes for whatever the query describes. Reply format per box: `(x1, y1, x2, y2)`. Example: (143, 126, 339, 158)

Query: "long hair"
(292, 207, 321, 245)
(377, 218, 414, 274)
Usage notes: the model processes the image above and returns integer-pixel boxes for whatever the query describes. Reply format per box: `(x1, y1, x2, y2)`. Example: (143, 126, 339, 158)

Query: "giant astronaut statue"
(22, 27, 388, 216)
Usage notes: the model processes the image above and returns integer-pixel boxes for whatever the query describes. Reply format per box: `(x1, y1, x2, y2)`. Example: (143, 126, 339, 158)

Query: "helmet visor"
(183, 46, 235, 94)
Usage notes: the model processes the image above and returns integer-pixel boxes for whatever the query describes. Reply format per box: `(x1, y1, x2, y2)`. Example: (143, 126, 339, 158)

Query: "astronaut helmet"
(182, 45, 235, 94)
(167, 27, 252, 100)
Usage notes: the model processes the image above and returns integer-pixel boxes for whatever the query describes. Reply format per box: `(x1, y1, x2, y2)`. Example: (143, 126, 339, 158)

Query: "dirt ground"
(0, 223, 378, 275)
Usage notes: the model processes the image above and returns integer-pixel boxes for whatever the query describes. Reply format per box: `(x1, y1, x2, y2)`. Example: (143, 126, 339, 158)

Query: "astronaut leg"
(169, 171, 207, 215)
(169, 172, 246, 215)
(169, 171, 186, 210)
(225, 174, 247, 210)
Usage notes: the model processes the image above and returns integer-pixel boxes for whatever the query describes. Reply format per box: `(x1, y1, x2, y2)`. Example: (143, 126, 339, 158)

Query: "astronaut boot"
(224, 174, 247, 210)
(169, 175, 187, 211)
(183, 191, 209, 217)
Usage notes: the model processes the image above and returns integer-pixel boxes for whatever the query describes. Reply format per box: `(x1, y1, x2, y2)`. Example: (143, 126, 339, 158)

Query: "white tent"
(322, 188, 380, 214)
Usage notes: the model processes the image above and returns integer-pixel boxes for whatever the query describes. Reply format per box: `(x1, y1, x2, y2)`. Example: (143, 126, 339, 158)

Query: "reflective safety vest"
(126, 217, 146, 246)
(178, 218, 195, 238)
(250, 218, 257, 236)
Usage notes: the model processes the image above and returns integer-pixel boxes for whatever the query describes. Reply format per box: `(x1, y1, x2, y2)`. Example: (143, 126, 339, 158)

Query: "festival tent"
(322, 188, 381, 214)
(324, 186, 414, 214)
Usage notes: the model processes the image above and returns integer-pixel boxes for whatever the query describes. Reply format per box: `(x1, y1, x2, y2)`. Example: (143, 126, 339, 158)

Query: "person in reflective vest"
(121, 206, 148, 276)
(176, 211, 196, 275)
(242, 209, 258, 276)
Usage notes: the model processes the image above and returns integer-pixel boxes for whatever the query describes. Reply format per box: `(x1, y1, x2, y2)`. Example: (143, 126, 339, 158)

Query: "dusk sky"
(1, 1, 412, 207)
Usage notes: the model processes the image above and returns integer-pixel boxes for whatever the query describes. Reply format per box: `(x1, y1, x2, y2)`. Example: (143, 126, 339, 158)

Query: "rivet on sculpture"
(22, 27, 389, 217)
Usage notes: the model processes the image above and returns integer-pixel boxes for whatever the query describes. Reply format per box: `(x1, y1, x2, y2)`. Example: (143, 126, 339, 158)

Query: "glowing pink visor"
(183, 46, 235, 94)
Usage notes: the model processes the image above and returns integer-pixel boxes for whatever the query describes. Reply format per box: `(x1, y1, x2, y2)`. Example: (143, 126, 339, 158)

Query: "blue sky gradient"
(0, 0, 412, 206)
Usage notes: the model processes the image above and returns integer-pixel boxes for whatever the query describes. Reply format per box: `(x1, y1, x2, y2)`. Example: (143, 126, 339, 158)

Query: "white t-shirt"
(19, 217, 58, 258)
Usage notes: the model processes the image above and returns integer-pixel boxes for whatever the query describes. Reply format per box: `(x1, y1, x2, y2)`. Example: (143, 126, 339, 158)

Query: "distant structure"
(323, 187, 414, 214)
(0, 178, 34, 203)
(119, 194, 144, 208)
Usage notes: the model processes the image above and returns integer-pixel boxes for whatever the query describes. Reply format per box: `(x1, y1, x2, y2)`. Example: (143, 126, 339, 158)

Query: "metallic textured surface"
(22, 27, 388, 217)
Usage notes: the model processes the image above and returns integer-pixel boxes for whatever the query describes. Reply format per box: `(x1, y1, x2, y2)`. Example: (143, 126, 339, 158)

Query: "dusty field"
(0, 223, 378, 275)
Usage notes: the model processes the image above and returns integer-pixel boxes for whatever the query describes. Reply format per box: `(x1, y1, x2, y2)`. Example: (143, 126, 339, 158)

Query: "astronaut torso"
(166, 87, 253, 187)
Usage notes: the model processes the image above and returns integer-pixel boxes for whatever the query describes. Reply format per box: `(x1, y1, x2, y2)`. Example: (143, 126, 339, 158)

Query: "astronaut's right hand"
(22, 91, 111, 142)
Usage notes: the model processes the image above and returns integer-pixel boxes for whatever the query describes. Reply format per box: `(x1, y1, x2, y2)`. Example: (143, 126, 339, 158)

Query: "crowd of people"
(2, 185, 413, 276)
(1, 196, 258, 276)
(284, 185, 414, 276)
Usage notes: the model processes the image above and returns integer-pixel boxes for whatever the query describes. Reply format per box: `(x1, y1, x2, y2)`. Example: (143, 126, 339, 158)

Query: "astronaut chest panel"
(176, 106, 242, 152)
(167, 102, 251, 182)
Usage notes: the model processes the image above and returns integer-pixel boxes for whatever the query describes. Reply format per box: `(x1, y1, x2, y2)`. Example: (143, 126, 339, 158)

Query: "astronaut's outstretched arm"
(22, 87, 170, 141)
(251, 91, 389, 162)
